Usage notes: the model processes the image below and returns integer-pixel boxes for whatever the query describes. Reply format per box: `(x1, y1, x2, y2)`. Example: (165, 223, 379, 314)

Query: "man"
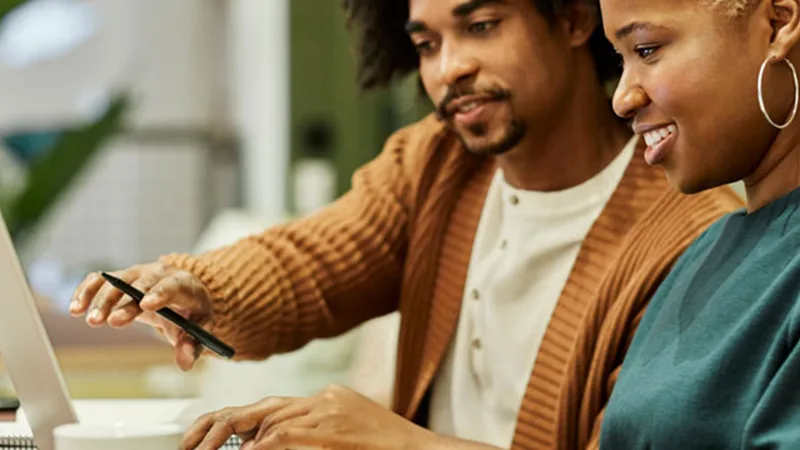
(71, 0, 742, 449)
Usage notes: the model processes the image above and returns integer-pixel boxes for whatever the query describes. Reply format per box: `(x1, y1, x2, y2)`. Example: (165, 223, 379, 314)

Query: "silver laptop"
(0, 210, 78, 450)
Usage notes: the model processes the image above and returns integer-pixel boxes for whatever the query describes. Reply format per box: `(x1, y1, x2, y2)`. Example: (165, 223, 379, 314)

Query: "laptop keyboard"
(221, 435, 242, 448)
(0, 435, 242, 449)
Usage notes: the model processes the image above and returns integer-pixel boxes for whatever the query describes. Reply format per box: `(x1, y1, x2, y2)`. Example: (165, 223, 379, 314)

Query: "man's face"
(407, 0, 575, 155)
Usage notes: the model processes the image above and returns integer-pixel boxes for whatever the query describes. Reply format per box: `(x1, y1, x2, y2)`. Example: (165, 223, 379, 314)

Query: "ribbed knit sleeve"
(159, 124, 424, 360)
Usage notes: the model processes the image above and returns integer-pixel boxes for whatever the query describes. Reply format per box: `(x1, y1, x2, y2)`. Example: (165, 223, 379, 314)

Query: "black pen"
(101, 272, 235, 359)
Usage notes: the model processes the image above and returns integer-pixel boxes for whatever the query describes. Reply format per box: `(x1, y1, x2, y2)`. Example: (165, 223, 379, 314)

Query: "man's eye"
(467, 20, 499, 34)
(634, 45, 660, 59)
(414, 41, 434, 54)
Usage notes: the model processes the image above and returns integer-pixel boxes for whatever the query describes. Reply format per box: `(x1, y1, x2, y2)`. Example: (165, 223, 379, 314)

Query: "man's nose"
(438, 43, 478, 87)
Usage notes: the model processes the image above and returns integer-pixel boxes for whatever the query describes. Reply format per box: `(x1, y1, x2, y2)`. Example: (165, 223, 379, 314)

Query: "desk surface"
(15, 398, 201, 430)
(7, 398, 243, 448)
(75, 398, 197, 425)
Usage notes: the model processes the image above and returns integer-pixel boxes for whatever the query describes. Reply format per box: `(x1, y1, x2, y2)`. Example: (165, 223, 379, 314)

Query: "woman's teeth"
(643, 124, 677, 147)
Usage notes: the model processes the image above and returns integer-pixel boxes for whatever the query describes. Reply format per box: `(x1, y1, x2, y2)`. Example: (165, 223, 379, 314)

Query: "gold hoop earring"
(758, 56, 799, 129)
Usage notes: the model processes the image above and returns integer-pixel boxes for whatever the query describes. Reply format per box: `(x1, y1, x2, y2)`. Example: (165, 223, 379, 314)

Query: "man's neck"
(498, 82, 632, 192)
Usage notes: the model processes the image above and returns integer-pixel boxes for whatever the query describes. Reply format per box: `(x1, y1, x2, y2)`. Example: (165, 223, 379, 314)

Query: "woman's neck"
(744, 125, 800, 212)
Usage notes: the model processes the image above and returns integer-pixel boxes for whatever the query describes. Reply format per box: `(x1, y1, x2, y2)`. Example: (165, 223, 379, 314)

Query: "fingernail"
(69, 301, 79, 312)
(88, 309, 102, 322)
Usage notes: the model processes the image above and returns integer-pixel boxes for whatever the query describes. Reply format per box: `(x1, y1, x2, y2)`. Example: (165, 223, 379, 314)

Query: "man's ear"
(560, 2, 599, 47)
(768, 0, 800, 60)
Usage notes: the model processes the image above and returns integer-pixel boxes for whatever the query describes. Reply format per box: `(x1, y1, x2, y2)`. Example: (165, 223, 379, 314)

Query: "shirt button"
(472, 338, 482, 350)
(509, 195, 519, 205)
(471, 289, 480, 300)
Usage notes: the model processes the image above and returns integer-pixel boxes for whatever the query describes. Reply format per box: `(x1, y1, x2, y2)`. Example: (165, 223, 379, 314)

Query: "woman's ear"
(768, 0, 800, 59)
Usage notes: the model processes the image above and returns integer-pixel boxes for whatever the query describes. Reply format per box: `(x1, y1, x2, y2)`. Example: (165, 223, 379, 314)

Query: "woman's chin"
(669, 171, 733, 195)
(665, 171, 706, 195)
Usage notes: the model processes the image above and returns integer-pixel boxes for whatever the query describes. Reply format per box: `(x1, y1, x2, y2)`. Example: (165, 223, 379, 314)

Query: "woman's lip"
(644, 130, 676, 166)
(633, 122, 676, 135)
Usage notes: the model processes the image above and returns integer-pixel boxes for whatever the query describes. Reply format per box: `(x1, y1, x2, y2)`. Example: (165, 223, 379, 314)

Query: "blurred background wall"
(0, 0, 428, 410)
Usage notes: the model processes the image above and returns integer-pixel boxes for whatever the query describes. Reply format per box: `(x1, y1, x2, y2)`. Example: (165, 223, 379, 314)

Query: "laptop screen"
(0, 210, 77, 450)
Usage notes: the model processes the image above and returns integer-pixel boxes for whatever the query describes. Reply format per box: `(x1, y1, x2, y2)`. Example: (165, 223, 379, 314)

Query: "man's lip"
(632, 122, 676, 135)
(445, 95, 495, 117)
(453, 102, 495, 126)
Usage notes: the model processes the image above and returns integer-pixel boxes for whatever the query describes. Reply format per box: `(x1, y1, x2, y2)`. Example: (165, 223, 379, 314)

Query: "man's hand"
(70, 262, 215, 371)
(181, 385, 441, 450)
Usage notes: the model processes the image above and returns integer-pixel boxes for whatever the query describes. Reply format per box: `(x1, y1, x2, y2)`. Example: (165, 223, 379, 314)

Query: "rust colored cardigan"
(162, 115, 743, 449)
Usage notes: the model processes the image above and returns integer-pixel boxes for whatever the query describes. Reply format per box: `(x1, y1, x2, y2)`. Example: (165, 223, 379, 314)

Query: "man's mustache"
(436, 86, 511, 120)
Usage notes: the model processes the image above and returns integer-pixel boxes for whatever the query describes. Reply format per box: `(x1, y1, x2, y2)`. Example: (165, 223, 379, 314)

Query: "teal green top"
(600, 187, 800, 449)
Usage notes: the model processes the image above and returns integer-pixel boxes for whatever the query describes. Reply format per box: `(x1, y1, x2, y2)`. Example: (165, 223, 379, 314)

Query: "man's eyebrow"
(453, 0, 506, 18)
(615, 21, 658, 40)
(405, 21, 427, 34)
(405, 0, 506, 34)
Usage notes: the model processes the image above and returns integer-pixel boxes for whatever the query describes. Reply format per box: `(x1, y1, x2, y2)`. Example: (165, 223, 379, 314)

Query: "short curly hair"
(705, 0, 755, 16)
(342, 0, 622, 90)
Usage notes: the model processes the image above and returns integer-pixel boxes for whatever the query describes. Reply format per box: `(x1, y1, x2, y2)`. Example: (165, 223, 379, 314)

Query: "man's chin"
(462, 140, 516, 156)
(454, 123, 526, 156)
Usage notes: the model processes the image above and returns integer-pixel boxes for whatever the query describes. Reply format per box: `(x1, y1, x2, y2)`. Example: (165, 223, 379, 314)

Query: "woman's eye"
(634, 45, 660, 59)
(467, 20, 499, 34)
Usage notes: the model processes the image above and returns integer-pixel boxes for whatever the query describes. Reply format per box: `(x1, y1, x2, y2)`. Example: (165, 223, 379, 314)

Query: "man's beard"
(457, 119, 527, 155)
(436, 84, 527, 155)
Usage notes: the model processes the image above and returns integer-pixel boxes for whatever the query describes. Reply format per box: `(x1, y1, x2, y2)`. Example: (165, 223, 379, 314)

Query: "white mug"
(53, 422, 183, 450)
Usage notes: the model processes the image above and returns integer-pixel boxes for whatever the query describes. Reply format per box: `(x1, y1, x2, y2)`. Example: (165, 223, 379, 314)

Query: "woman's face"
(601, 0, 791, 193)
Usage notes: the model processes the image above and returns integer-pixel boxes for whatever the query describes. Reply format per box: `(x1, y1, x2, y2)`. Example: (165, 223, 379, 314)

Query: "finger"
(106, 272, 163, 328)
(194, 420, 239, 450)
(180, 412, 214, 450)
(254, 401, 313, 442)
(140, 273, 206, 314)
(85, 270, 136, 327)
(151, 305, 193, 345)
(133, 310, 162, 328)
(183, 400, 289, 450)
(149, 314, 199, 373)
(70, 272, 105, 316)
(174, 331, 202, 372)
(141, 277, 209, 371)
(107, 301, 143, 329)
(138, 275, 180, 311)
(181, 411, 257, 450)
(252, 424, 325, 450)
(255, 417, 318, 445)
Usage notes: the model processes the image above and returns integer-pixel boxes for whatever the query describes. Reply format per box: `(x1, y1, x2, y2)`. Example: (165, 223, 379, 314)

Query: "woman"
(598, 0, 800, 448)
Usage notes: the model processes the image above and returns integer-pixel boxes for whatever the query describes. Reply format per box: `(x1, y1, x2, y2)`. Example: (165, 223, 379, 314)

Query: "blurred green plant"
(1, 96, 130, 242)
(0, 0, 131, 242)
(0, 0, 24, 19)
